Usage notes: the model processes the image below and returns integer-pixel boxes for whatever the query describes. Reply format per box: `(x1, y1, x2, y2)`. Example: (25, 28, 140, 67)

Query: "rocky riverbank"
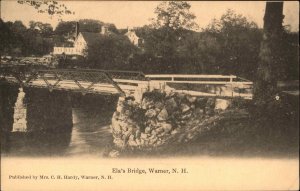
(110, 90, 246, 155)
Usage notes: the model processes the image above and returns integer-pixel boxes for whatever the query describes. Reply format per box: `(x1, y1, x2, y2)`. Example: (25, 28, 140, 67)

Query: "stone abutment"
(110, 90, 236, 153)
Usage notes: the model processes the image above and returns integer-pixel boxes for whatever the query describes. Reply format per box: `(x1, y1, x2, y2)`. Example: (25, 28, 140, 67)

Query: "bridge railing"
(145, 74, 252, 84)
(145, 74, 253, 99)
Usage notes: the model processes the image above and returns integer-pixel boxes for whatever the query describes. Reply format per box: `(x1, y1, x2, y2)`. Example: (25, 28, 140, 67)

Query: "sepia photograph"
(1, 1, 299, 190)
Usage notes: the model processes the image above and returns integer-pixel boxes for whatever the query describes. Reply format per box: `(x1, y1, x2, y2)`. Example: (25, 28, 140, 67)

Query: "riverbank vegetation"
(1, 3, 298, 81)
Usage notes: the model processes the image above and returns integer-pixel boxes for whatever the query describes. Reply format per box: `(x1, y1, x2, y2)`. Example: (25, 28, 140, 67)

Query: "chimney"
(101, 25, 108, 35)
(128, 27, 134, 32)
(75, 22, 79, 37)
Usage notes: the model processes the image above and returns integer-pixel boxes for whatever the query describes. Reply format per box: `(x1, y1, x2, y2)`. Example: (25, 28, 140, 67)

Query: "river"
(2, 97, 116, 157)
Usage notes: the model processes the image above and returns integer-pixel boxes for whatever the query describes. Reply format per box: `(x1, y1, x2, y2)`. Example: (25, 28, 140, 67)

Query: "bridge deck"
(0, 67, 253, 99)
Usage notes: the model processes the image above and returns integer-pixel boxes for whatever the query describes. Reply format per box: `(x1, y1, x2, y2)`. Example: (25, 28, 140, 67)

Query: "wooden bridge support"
(24, 88, 73, 133)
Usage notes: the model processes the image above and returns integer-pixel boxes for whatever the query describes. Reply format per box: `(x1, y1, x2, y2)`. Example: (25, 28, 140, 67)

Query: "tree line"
(0, 19, 119, 56)
(0, 2, 298, 81)
(0, 19, 54, 56)
(65, 3, 299, 81)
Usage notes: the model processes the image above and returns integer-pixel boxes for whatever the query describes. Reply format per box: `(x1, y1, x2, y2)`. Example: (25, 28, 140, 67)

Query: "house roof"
(125, 30, 142, 38)
(55, 41, 73, 47)
(80, 32, 103, 45)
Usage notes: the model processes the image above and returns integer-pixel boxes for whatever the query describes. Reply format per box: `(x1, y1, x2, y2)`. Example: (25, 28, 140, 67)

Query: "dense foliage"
(86, 34, 137, 70)
(0, 1, 298, 81)
(0, 19, 54, 56)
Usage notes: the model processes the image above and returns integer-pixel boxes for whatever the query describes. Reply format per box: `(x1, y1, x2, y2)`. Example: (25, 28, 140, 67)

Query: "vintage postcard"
(0, 1, 299, 190)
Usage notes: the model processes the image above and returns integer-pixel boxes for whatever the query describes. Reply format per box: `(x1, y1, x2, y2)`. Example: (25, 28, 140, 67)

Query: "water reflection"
(3, 96, 116, 157)
(65, 108, 113, 156)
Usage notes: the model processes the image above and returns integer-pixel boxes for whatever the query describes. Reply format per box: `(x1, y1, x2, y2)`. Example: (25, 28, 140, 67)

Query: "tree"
(203, 9, 262, 79)
(0, 19, 14, 54)
(11, 21, 27, 34)
(151, 1, 198, 30)
(29, 21, 53, 37)
(54, 19, 119, 40)
(176, 31, 219, 73)
(86, 34, 137, 70)
(252, 2, 299, 140)
(281, 31, 299, 80)
(54, 21, 76, 41)
(135, 1, 199, 73)
(149, 1, 198, 55)
(254, 2, 285, 106)
(17, 1, 73, 16)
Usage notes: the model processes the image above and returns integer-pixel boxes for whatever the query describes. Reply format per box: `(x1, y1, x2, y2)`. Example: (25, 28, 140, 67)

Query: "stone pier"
(110, 90, 238, 153)
(12, 88, 27, 132)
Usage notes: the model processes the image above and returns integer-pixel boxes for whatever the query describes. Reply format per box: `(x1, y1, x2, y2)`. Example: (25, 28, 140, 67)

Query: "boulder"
(156, 140, 162, 146)
(129, 134, 135, 141)
(113, 138, 125, 148)
(187, 95, 197, 103)
(157, 108, 169, 121)
(215, 98, 231, 110)
(147, 119, 157, 128)
(206, 98, 215, 108)
(141, 97, 154, 110)
(121, 124, 128, 131)
(180, 103, 191, 113)
(181, 111, 192, 120)
(127, 126, 135, 133)
(165, 90, 175, 98)
(205, 108, 214, 116)
(151, 130, 157, 136)
(155, 108, 162, 113)
(128, 140, 137, 147)
(157, 132, 166, 137)
(149, 137, 158, 145)
(135, 139, 141, 146)
(117, 113, 127, 121)
(196, 97, 207, 108)
(116, 103, 124, 113)
(154, 101, 164, 110)
(176, 93, 186, 100)
(135, 130, 141, 139)
(108, 150, 120, 158)
(122, 133, 130, 142)
(155, 127, 164, 134)
(165, 98, 178, 113)
(112, 123, 122, 133)
(140, 133, 148, 139)
(145, 109, 157, 118)
(126, 99, 134, 106)
(124, 110, 132, 117)
(160, 122, 172, 133)
(145, 126, 152, 134)
(171, 129, 178, 135)
(112, 111, 119, 119)
(195, 108, 204, 115)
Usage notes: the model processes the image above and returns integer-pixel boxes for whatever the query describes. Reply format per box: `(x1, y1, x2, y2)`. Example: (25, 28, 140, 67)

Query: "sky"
(1, 1, 299, 31)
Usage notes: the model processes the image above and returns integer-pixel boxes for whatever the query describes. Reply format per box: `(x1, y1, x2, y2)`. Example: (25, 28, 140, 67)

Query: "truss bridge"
(0, 65, 253, 100)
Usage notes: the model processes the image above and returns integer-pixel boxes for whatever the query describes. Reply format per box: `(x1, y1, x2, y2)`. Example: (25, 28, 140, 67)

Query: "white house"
(125, 28, 144, 47)
(53, 24, 109, 56)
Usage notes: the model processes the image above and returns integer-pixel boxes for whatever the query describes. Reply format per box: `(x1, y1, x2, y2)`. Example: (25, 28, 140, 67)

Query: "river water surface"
(4, 104, 115, 157)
